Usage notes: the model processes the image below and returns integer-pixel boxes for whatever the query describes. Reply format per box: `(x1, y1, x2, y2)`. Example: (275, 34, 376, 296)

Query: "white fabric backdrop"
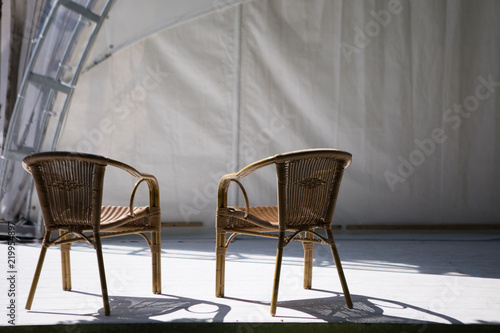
(56, 0, 500, 236)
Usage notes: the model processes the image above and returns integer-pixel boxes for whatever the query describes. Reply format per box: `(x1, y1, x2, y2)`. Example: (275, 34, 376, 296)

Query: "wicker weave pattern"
(279, 157, 342, 227)
(32, 159, 103, 228)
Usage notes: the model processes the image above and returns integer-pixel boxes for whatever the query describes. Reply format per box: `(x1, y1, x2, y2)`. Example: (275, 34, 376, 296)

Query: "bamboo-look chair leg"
(93, 232, 110, 316)
(215, 232, 226, 297)
(326, 228, 353, 309)
(302, 232, 314, 289)
(151, 231, 161, 294)
(270, 232, 285, 316)
(60, 231, 72, 291)
(25, 231, 51, 310)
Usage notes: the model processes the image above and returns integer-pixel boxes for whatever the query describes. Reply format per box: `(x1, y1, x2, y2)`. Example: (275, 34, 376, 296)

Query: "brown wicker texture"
(23, 151, 161, 316)
(215, 148, 353, 315)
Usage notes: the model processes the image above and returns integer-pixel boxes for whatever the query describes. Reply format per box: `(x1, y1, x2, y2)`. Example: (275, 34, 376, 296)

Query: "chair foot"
(327, 229, 352, 309)
(151, 231, 162, 294)
(60, 233, 72, 291)
(26, 246, 48, 310)
(94, 233, 110, 316)
(270, 239, 284, 316)
(215, 256, 225, 298)
(215, 254, 226, 297)
(26, 232, 51, 310)
(215, 233, 227, 297)
(303, 232, 314, 289)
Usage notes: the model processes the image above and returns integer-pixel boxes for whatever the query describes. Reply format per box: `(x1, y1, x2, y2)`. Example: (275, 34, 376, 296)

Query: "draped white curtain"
(57, 0, 500, 235)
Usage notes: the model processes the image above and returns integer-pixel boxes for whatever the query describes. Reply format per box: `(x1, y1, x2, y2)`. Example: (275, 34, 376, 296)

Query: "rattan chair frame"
(215, 149, 353, 315)
(23, 151, 161, 316)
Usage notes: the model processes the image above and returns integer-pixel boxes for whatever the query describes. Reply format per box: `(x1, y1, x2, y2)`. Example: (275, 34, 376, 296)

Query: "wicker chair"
(23, 151, 161, 316)
(215, 149, 353, 315)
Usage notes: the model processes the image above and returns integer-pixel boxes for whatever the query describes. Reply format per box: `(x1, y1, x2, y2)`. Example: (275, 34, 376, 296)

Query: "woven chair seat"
(218, 206, 279, 231)
(233, 206, 279, 223)
(100, 205, 161, 230)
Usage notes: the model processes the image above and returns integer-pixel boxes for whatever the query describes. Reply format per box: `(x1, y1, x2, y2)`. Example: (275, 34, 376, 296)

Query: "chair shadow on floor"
(28, 291, 231, 324)
(225, 289, 462, 325)
(26, 290, 463, 325)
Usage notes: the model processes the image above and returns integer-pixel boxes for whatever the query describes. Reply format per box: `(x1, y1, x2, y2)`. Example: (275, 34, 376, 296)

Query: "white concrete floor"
(1, 231, 500, 327)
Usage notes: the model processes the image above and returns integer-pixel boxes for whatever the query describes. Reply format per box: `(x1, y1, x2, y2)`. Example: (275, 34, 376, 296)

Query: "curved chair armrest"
(217, 156, 275, 209)
(228, 179, 250, 218)
(107, 158, 161, 210)
(107, 158, 149, 178)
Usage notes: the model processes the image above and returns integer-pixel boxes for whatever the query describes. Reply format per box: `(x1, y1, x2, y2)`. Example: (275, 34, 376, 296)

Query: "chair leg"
(270, 232, 285, 316)
(25, 231, 51, 310)
(94, 232, 110, 316)
(302, 232, 314, 289)
(326, 228, 353, 308)
(215, 232, 227, 297)
(151, 231, 161, 294)
(60, 231, 72, 291)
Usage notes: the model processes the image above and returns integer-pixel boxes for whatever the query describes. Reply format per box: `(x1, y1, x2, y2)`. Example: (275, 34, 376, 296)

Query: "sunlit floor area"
(1, 231, 500, 332)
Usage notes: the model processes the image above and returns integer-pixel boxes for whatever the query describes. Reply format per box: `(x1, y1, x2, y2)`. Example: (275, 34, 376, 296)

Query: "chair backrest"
(274, 149, 352, 229)
(23, 152, 109, 231)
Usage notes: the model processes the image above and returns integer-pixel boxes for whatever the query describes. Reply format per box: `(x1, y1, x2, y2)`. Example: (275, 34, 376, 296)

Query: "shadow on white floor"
(1, 231, 500, 326)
